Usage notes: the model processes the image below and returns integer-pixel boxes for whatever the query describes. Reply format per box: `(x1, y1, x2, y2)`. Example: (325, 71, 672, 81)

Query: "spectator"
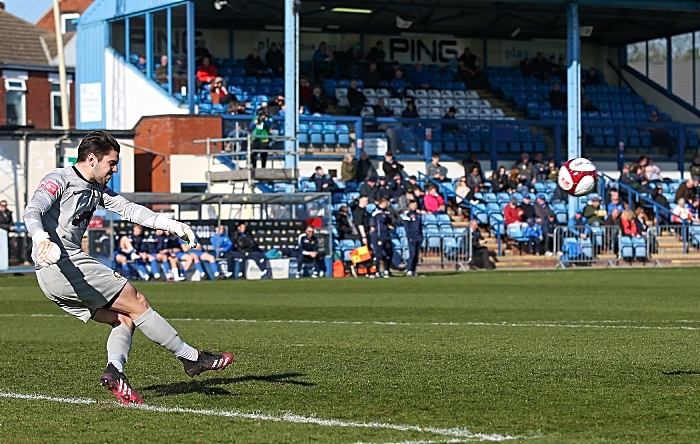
(672, 198, 696, 223)
(377, 176, 393, 201)
(547, 158, 559, 181)
(308, 87, 328, 114)
(233, 222, 271, 278)
(583, 68, 602, 86)
(426, 153, 447, 182)
(391, 173, 407, 200)
(311, 166, 335, 191)
(397, 188, 416, 213)
(390, 70, 407, 97)
(466, 167, 481, 192)
(153, 228, 184, 281)
(551, 183, 569, 203)
(370, 197, 394, 278)
(336, 205, 359, 241)
(382, 152, 404, 178)
(210, 225, 244, 279)
(362, 62, 382, 88)
(196, 56, 217, 84)
(531, 53, 548, 80)
(299, 78, 314, 107)
(250, 104, 272, 168)
(347, 80, 367, 116)
(155, 55, 186, 91)
(581, 86, 599, 112)
(606, 190, 625, 214)
(373, 97, 393, 117)
(360, 175, 378, 202)
(401, 199, 423, 276)
(634, 207, 650, 237)
(356, 151, 377, 182)
(462, 153, 484, 181)
(210, 77, 238, 105)
(454, 176, 471, 204)
(245, 48, 267, 77)
(424, 185, 445, 213)
(506, 168, 521, 193)
(0, 200, 13, 231)
(366, 41, 386, 65)
(555, 57, 567, 81)
(652, 184, 671, 225)
(583, 195, 606, 225)
(352, 195, 371, 245)
(567, 209, 591, 240)
(341, 44, 362, 79)
(265, 43, 284, 77)
(489, 166, 508, 193)
(513, 152, 536, 185)
(620, 209, 639, 236)
(532, 153, 548, 182)
(524, 217, 543, 255)
(468, 219, 494, 269)
(407, 175, 423, 193)
(388, 61, 401, 81)
(296, 226, 322, 278)
(173, 58, 187, 88)
(534, 194, 554, 220)
(412, 62, 433, 89)
(629, 165, 653, 194)
(549, 83, 566, 111)
(401, 100, 419, 118)
(520, 58, 534, 77)
(441, 107, 459, 133)
(313, 42, 333, 80)
(519, 194, 536, 220)
(135, 55, 147, 73)
(690, 155, 700, 180)
(266, 94, 285, 116)
(194, 39, 212, 66)
(644, 158, 663, 182)
(605, 208, 623, 230)
(675, 178, 697, 204)
(413, 187, 427, 212)
(457, 47, 485, 89)
(504, 197, 524, 227)
(542, 213, 559, 256)
(341, 154, 357, 182)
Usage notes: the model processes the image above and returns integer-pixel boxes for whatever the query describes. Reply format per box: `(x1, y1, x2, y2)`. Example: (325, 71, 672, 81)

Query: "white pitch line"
(0, 391, 518, 442)
(2, 313, 700, 332)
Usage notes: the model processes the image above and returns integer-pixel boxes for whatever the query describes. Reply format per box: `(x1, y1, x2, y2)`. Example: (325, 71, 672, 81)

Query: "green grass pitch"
(1, 269, 700, 443)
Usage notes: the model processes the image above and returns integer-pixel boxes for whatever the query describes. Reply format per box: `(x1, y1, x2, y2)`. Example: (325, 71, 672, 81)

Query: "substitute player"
(23, 131, 234, 405)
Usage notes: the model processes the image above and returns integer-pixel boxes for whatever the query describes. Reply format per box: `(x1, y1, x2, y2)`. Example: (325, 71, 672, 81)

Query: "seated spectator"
(360, 174, 379, 203)
(391, 173, 407, 200)
(341, 153, 356, 182)
(489, 166, 508, 193)
(426, 153, 447, 182)
(583, 67, 602, 86)
(210, 224, 243, 279)
(362, 62, 382, 88)
(413, 187, 427, 212)
(336, 205, 360, 241)
(567, 209, 591, 240)
(366, 41, 386, 65)
(462, 153, 484, 181)
(468, 219, 495, 269)
(549, 83, 567, 111)
(466, 166, 482, 192)
(457, 47, 487, 89)
(412, 62, 433, 89)
(454, 176, 471, 204)
(424, 185, 446, 213)
(547, 158, 559, 182)
(356, 151, 377, 182)
(675, 177, 697, 204)
(607, 190, 625, 214)
(195, 39, 212, 66)
(245, 48, 268, 77)
(377, 176, 393, 201)
(520, 194, 536, 221)
(210, 77, 238, 105)
(0, 200, 14, 232)
(634, 207, 650, 237)
(516, 179, 530, 195)
(382, 152, 404, 178)
(605, 208, 623, 230)
(296, 226, 322, 278)
(520, 58, 534, 77)
(352, 196, 371, 245)
(313, 42, 333, 80)
(542, 213, 560, 255)
(135, 55, 147, 73)
(513, 152, 536, 185)
(390, 70, 407, 97)
(155, 55, 169, 83)
(531, 52, 548, 80)
(265, 43, 284, 77)
(504, 197, 524, 227)
(299, 78, 314, 107)
(397, 188, 416, 213)
(373, 97, 393, 117)
(234, 222, 271, 278)
(620, 209, 639, 236)
(311, 166, 335, 192)
(388, 61, 401, 81)
(507, 168, 521, 193)
(524, 217, 543, 255)
(628, 165, 653, 194)
(196, 56, 217, 84)
(581, 87, 599, 112)
(652, 184, 671, 225)
(672, 198, 696, 223)
(551, 183, 569, 202)
(644, 158, 663, 182)
(689, 155, 700, 180)
(407, 175, 423, 193)
(401, 100, 419, 118)
(532, 153, 548, 182)
(347, 80, 367, 116)
(441, 107, 459, 132)
(583, 195, 606, 225)
(308, 87, 328, 114)
(534, 194, 554, 220)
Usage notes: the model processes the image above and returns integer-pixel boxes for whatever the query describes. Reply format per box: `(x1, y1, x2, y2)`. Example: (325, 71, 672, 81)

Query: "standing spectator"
(466, 167, 482, 192)
(296, 226, 322, 278)
(689, 155, 700, 180)
(519, 194, 536, 221)
(0, 200, 13, 231)
(356, 151, 377, 182)
(311, 166, 335, 192)
(210, 224, 244, 279)
(567, 209, 591, 240)
(547, 158, 559, 181)
(401, 100, 419, 118)
(196, 56, 217, 84)
(524, 217, 543, 255)
(468, 219, 494, 269)
(360, 175, 379, 203)
(426, 153, 447, 182)
(675, 178, 697, 204)
(457, 47, 479, 88)
(299, 78, 314, 107)
(504, 197, 524, 227)
(341, 154, 357, 182)
(233, 222, 271, 278)
(541, 213, 559, 256)
(352, 196, 371, 246)
(245, 48, 268, 77)
(391, 173, 408, 200)
(250, 105, 272, 168)
(401, 200, 423, 276)
(195, 39, 212, 66)
(210, 77, 238, 105)
(407, 175, 423, 193)
(336, 205, 359, 241)
(532, 153, 548, 182)
(549, 83, 567, 111)
(534, 194, 554, 220)
(313, 42, 333, 80)
(412, 62, 433, 89)
(370, 197, 394, 278)
(513, 152, 536, 186)
(390, 70, 407, 97)
(308, 87, 328, 114)
(377, 176, 393, 201)
(413, 187, 427, 212)
(265, 43, 284, 77)
(520, 58, 534, 76)
(366, 41, 386, 65)
(382, 152, 404, 178)
(362, 62, 382, 88)
(462, 154, 484, 181)
(583, 195, 606, 225)
(424, 185, 446, 213)
(347, 80, 367, 116)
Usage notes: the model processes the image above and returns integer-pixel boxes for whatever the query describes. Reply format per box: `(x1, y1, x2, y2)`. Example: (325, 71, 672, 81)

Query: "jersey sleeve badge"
(38, 180, 60, 195)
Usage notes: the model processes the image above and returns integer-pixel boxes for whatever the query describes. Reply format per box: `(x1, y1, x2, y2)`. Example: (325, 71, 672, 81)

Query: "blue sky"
(5, 0, 53, 24)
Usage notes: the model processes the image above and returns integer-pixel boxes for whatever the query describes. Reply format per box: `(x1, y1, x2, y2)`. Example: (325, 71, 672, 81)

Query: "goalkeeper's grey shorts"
(36, 251, 128, 323)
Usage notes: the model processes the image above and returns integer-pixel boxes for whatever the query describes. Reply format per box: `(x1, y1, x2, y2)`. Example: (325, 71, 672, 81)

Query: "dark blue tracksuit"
(297, 233, 322, 276)
(370, 207, 393, 271)
(401, 210, 423, 273)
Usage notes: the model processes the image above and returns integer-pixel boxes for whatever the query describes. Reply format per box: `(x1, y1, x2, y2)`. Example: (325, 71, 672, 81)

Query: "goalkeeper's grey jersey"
(23, 166, 170, 264)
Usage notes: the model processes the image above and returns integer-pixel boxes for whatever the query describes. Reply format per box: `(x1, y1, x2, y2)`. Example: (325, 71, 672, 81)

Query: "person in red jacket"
(424, 185, 445, 213)
(196, 56, 217, 84)
(504, 197, 524, 227)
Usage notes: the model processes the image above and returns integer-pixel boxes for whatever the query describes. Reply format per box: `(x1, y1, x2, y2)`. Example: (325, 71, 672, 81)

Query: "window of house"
(4, 77, 27, 126)
(62, 13, 80, 34)
(49, 73, 72, 129)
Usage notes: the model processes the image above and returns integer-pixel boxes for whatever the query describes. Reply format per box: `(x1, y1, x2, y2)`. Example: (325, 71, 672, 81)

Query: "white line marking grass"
(0, 392, 519, 442)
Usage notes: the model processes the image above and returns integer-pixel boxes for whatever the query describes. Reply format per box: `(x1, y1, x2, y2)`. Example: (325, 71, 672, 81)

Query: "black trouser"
(219, 251, 246, 277)
(472, 246, 490, 268)
(371, 235, 392, 272)
(297, 252, 323, 275)
(407, 239, 422, 273)
(251, 140, 269, 168)
(244, 251, 270, 276)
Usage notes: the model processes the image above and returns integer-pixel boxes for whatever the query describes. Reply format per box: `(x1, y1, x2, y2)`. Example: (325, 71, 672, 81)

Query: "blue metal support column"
(566, 2, 581, 219)
(667, 37, 673, 93)
(284, 0, 298, 173)
(145, 12, 153, 80)
(125, 17, 130, 62)
(166, 7, 173, 96)
(186, 0, 195, 114)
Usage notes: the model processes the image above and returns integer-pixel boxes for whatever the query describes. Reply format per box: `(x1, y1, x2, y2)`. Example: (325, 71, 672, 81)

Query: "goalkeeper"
(23, 131, 234, 405)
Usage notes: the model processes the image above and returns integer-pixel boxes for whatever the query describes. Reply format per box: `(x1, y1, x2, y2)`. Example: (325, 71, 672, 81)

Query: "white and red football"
(557, 158, 598, 197)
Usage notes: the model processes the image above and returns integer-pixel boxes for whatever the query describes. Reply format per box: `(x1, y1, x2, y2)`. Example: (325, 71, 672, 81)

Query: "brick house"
(0, 5, 76, 129)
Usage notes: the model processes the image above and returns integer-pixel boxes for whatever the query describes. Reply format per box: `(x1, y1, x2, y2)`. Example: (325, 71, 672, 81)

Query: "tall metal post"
(284, 0, 298, 172)
(186, 1, 196, 113)
(145, 12, 153, 80)
(566, 2, 581, 218)
(166, 7, 173, 95)
(52, 0, 69, 130)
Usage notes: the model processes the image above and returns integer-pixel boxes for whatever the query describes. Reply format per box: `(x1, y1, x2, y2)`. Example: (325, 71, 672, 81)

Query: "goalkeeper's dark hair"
(77, 131, 121, 162)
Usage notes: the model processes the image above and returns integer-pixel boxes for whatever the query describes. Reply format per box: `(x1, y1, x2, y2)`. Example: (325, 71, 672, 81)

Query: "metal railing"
(553, 225, 622, 267)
